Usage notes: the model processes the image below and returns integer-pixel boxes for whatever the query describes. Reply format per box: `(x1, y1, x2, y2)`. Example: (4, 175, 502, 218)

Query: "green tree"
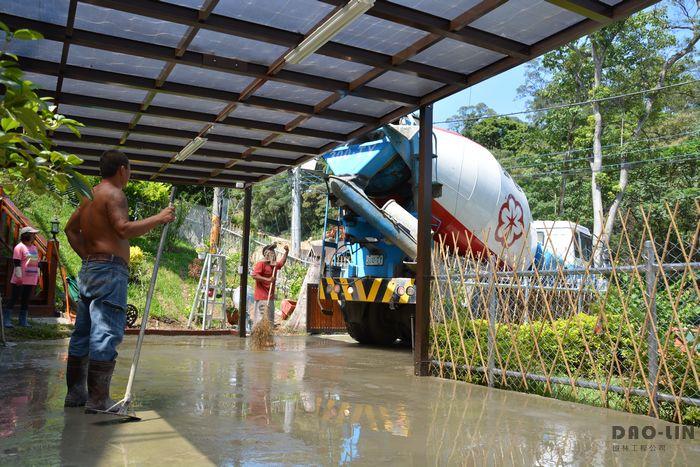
(0, 23, 90, 198)
(521, 1, 699, 263)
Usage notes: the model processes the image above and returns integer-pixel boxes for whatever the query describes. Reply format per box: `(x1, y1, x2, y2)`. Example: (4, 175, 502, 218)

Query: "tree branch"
(633, 25, 700, 138)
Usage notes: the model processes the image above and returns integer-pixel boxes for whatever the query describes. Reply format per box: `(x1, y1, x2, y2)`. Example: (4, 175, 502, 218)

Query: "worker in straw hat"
(3, 226, 41, 328)
(251, 243, 288, 327)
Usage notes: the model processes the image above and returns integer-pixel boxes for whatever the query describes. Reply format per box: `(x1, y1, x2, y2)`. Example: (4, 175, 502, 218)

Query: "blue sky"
(433, 63, 530, 129)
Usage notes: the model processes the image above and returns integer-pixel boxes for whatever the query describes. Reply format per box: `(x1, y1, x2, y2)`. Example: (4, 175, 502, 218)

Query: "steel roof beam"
(546, 0, 614, 22)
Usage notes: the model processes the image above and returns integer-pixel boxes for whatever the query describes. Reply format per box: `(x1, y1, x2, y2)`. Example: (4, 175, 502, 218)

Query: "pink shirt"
(11, 243, 40, 286)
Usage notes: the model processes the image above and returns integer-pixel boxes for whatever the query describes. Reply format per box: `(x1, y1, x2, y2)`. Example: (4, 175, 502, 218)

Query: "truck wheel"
(341, 302, 373, 344)
(366, 303, 399, 346)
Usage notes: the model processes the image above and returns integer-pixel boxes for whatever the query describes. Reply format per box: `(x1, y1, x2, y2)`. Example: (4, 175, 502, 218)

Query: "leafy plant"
(128, 245, 150, 284)
(0, 23, 90, 198)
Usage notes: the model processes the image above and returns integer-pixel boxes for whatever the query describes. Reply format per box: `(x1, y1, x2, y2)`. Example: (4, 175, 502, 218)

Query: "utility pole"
(291, 167, 301, 257)
(210, 187, 224, 252)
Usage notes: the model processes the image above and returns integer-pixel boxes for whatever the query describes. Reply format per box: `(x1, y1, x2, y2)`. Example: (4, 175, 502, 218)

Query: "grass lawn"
(128, 236, 201, 323)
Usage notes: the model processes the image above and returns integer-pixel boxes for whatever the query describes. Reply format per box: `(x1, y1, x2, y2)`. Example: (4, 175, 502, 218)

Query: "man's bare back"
(66, 179, 175, 265)
(78, 182, 131, 263)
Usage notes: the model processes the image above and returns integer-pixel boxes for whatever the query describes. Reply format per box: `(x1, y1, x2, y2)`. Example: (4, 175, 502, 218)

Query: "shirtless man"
(63, 149, 175, 413)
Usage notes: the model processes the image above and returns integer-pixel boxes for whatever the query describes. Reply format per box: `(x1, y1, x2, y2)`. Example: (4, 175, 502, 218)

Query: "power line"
(496, 129, 700, 165)
(434, 80, 699, 125)
(503, 139, 699, 170)
(513, 152, 699, 179)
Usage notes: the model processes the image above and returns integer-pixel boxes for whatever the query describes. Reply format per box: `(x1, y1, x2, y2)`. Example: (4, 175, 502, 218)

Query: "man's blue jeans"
(68, 260, 128, 362)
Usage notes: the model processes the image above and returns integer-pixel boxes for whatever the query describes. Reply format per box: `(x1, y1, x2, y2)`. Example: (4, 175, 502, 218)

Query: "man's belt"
(84, 254, 128, 267)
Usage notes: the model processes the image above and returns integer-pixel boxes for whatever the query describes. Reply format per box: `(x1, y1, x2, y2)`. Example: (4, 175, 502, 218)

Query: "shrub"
(285, 263, 308, 299)
(431, 310, 700, 424)
(128, 245, 150, 283)
(188, 258, 203, 279)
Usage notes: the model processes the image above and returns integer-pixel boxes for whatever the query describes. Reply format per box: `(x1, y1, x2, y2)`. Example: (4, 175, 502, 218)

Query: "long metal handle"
(123, 186, 176, 400)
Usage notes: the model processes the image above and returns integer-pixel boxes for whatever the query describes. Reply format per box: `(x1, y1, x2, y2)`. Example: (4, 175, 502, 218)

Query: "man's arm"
(107, 190, 175, 240)
(65, 203, 87, 258)
(276, 245, 289, 269)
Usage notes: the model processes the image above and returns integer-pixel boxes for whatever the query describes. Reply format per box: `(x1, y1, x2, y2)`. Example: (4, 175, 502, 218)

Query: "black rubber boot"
(2, 308, 14, 328)
(64, 355, 89, 407)
(85, 359, 117, 414)
(18, 309, 30, 327)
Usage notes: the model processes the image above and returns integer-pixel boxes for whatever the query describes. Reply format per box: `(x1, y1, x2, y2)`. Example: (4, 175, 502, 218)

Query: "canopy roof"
(4, 0, 656, 188)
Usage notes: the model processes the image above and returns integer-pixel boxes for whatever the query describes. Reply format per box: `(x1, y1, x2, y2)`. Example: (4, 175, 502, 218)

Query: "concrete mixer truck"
(316, 118, 578, 345)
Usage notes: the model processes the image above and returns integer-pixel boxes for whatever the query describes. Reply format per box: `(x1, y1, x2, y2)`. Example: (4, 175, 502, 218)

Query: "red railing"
(0, 188, 58, 317)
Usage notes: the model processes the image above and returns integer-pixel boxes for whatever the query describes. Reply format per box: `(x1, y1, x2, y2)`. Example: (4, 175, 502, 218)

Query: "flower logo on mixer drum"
(495, 194, 524, 249)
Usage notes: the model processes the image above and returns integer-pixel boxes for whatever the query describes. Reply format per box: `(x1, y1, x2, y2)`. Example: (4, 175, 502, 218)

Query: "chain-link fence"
(429, 202, 699, 425)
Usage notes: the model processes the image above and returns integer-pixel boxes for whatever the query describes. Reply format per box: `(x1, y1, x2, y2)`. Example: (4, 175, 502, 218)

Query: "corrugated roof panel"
(300, 118, 362, 134)
(333, 15, 428, 55)
(253, 81, 333, 107)
(202, 140, 249, 153)
(68, 45, 166, 79)
(54, 126, 124, 140)
(189, 29, 288, 66)
(228, 105, 297, 126)
(0, 0, 70, 25)
(411, 38, 505, 74)
(62, 78, 148, 104)
(58, 105, 135, 123)
(209, 125, 270, 140)
(213, 0, 335, 34)
(161, 0, 206, 9)
(126, 133, 192, 147)
(274, 134, 332, 148)
(328, 96, 401, 118)
(117, 146, 174, 157)
(55, 140, 114, 152)
(167, 64, 255, 94)
(137, 115, 202, 132)
(149, 93, 228, 115)
(8, 38, 63, 62)
(387, 0, 481, 20)
(366, 71, 444, 97)
(253, 149, 300, 159)
(74, 3, 189, 48)
(471, 0, 584, 45)
(22, 72, 57, 91)
(230, 160, 282, 170)
(283, 53, 374, 83)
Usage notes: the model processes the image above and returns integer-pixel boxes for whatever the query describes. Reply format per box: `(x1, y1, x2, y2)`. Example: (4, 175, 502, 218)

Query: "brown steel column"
(414, 104, 433, 376)
(238, 184, 252, 338)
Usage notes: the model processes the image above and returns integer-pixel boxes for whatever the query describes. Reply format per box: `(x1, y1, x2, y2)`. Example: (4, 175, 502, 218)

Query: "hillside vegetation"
(13, 190, 199, 323)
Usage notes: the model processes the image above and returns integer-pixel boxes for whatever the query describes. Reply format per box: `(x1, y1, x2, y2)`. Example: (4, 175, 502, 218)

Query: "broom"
(251, 264, 276, 350)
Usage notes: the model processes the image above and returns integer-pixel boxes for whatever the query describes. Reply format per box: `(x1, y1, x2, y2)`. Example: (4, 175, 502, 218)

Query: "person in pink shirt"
(3, 226, 41, 328)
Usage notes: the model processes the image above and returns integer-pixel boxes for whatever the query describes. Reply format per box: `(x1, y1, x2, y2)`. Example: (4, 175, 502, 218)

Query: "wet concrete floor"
(1, 335, 698, 465)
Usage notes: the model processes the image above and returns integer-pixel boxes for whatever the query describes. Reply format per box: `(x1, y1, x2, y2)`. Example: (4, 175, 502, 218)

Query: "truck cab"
(532, 221, 593, 267)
